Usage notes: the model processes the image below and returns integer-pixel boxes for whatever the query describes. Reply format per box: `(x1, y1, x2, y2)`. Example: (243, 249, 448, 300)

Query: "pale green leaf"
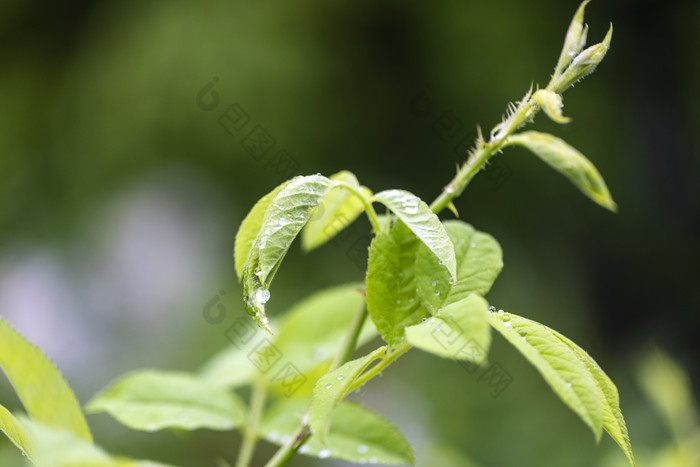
(234, 180, 291, 280)
(416, 220, 503, 315)
(405, 294, 490, 364)
(198, 283, 377, 392)
(86, 370, 246, 432)
(532, 89, 571, 124)
(257, 175, 336, 282)
(301, 171, 372, 251)
(554, 331, 635, 466)
(489, 311, 604, 440)
(21, 419, 178, 467)
(553, 0, 590, 77)
(372, 190, 456, 280)
(242, 175, 336, 329)
(0, 316, 92, 443)
(262, 398, 413, 465)
(366, 224, 431, 347)
(309, 347, 386, 443)
(506, 131, 617, 211)
(0, 404, 30, 458)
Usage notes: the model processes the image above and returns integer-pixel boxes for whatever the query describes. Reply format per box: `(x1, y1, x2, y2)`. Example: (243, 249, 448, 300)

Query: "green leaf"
(372, 190, 456, 280)
(505, 131, 617, 211)
(405, 294, 490, 364)
(301, 171, 372, 251)
(366, 225, 431, 347)
(86, 371, 246, 432)
(257, 175, 336, 282)
(309, 347, 386, 443)
(199, 283, 377, 392)
(0, 316, 92, 443)
(0, 404, 30, 458)
(489, 311, 604, 440)
(553, 0, 590, 77)
(242, 175, 336, 329)
(21, 419, 178, 467)
(234, 180, 291, 280)
(262, 398, 413, 466)
(416, 220, 503, 315)
(553, 330, 635, 466)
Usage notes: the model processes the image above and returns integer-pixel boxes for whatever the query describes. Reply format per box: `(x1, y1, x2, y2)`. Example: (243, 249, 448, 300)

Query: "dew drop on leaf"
(318, 449, 331, 459)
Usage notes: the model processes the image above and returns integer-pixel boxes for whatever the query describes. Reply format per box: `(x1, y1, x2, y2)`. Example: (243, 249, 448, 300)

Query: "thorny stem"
(235, 378, 267, 467)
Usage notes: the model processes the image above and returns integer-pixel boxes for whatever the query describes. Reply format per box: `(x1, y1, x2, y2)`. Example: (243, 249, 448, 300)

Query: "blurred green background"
(1, 0, 698, 465)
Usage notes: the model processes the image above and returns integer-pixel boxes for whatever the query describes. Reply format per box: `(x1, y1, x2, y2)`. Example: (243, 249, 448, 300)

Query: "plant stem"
(330, 299, 368, 371)
(430, 92, 540, 215)
(264, 426, 311, 467)
(235, 379, 267, 467)
(336, 181, 382, 232)
(349, 342, 411, 391)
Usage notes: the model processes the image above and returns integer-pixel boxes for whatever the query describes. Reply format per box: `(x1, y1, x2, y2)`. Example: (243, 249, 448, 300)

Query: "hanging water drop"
(255, 289, 270, 304)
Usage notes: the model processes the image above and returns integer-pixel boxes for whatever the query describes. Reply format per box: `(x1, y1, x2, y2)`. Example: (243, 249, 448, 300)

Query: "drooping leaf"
(405, 294, 490, 364)
(21, 419, 178, 467)
(489, 311, 604, 440)
(372, 190, 456, 280)
(301, 171, 372, 251)
(262, 398, 414, 466)
(256, 175, 336, 282)
(242, 175, 337, 329)
(0, 404, 30, 458)
(309, 347, 386, 443)
(366, 225, 431, 347)
(0, 317, 92, 443)
(234, 180, 291, 280)
(199, 283, 377, 393)
(86, 371, 246, 432)
(553, 330, 635, 466)
(416, 220, 503, 315)
(506, 131, 617, 211)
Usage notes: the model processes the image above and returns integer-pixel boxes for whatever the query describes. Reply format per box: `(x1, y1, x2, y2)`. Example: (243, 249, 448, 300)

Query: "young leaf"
(489, 311, 604, 440)
(553, 330, 635, 466)
(532, 89, 571, 124)
(0, 317, 92, 443)
(416, 220, 503, 315)
(505, 131, 617, 211)
(86, 371, 246, 432)
(366, 225, 431, 347)
(372, 190, 456, 280)
(553, 0, 590, 77)
(405, 294, 490, 364)
(21, 419, 178, 467)
(199, 283, 377, 391)
(301, 171, 372, 251)
(0, 404, 30, 458)
(551, 24, 613, 93)
(309, 347, 386, 443)
(262, 399, 414, 466)
(234, 180, 291, 280)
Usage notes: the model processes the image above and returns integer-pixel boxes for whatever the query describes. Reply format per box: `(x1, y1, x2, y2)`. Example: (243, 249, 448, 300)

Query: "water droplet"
(436, 290, 440, 296)
(325, 384, 333, 389)
(470, 242, 476, 248)
(501, 314, 511, 322)
(432, 280, 438, 287)
(503, 321, 512, 329)
(369, 456, 378, 464)
(255, 289, 270, 304)
(255, 270, 263, 278)
(318, 449, 331, 459)
(280, 435, 291, 444)
(299, 444, 310, 454)
(488, 306, 496, 312)
(267, 431, 279, 442)
(565, 379, 572, 388)
(337, 375, 344, 381)
(517, 329, 527, 337)
(357, 444, 369, 453)
(448, 277, 456, 286)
